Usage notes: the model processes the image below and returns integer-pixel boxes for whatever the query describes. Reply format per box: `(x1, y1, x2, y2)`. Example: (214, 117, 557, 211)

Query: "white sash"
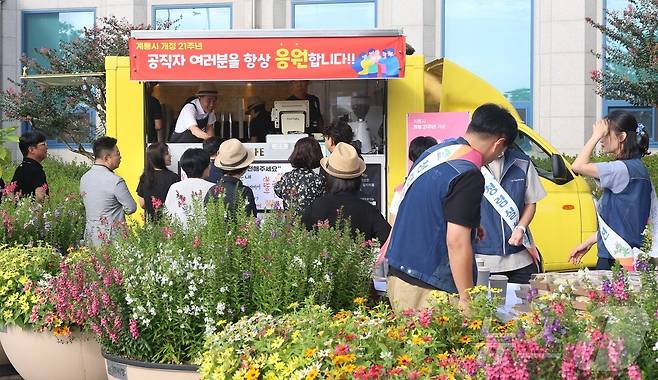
(399, 144, 463, 202)
(600, 185, 658, 259)
(480, 167, 537, 258)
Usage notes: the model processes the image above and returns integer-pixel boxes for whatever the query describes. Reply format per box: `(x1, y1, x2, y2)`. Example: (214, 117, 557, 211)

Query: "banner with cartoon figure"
(129, 35, 406, 81)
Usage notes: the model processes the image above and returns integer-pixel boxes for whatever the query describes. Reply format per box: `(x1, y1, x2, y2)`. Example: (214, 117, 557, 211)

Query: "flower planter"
(103, 351, 200, 380)
(0, 325, 105, 380)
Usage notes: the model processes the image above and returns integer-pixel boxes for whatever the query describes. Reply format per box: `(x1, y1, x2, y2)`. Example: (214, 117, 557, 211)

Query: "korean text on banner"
(129, 36, 406, 81)
(406, 112, 470, 169)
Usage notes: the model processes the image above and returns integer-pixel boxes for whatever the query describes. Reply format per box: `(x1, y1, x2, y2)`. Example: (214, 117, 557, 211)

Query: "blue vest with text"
(386, 138, 479, 294)
(475, 148, 530, 256)
(597, 159, 652, 259)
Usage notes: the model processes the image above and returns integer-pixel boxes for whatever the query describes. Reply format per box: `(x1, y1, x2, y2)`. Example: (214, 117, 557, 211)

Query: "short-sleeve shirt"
(174, 98, 217, 134)
(595, 161, 630, 194)
(11, 158, 48, 197)
(136, 169, 180, 221)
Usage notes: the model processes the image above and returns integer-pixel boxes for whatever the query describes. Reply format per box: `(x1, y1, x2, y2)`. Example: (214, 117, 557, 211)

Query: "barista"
(246, 96, 276, 143)
(287, 80, 324, 134)
(170, 84, 217, 143)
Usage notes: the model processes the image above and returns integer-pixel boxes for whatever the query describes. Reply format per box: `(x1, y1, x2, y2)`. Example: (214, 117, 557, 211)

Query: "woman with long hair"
(569, 110, 652, 270)
(137, 143, 180, 221)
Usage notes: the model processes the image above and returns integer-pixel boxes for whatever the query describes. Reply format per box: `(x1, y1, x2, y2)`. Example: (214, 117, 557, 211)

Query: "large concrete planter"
(104, 351, 200, 380)
(0, 325, 105, 380)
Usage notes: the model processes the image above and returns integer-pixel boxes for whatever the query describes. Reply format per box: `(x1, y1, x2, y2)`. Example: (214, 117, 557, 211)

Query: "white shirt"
(174, 98, 217, 134)
(164, 178, 214, 226)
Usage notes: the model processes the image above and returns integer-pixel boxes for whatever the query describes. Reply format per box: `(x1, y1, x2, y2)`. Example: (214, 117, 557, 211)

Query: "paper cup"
(477, 267, 490, 286)
(489, 274, 508, 303)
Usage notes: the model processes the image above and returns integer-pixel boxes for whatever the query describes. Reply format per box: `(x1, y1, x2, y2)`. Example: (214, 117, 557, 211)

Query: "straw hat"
(320, 142, 366, 179)
(246, 96, 265, 112)
(196, 83, 218, 97)
(215, 138, 255, 170)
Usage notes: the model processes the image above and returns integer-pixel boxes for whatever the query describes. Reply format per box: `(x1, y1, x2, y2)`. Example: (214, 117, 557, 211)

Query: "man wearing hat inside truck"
(246, 96, 276, 143)
(170, 84, 218, 143)
(288, 80, 324, 134)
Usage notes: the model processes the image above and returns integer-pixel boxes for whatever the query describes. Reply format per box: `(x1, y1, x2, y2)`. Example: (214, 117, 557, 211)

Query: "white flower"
(653, 341, 658, 351)
(220, 286, 227, 293)
(125, 294, 134, 305)
(308, 277, 315, 284)
(324, 274, 331, 283)
(217, 302, 226, 315)
(380, 350, 392, 360)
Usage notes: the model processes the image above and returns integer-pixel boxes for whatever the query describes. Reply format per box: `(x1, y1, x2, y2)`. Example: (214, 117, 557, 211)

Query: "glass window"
(443, 0, 533, 125)
(515, 132, 555, 181)
(608, 106, 656, 142)
(154, 6, 231, 30)
(22, 10, 96, 145)
(23, 10, 95, 68)
(293, 1, 376, 29)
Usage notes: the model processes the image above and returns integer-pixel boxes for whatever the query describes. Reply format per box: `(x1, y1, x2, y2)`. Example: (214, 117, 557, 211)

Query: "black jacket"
(204, 175, 257, 218)
(302, 192, 391, 243)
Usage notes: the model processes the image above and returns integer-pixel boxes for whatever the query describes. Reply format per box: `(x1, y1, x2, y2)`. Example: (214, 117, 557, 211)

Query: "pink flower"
(417, 308, 432, 328)
(627, 364, 641, 380)
(129, 319, 140, 340)
(161, 226, 174, 239)
(407, 370, 422, 380)
(151, 197, 162, 210)
(552, 302, 565, 316)
(176, 191, 186, 207)
(334, 343, 350, 355)
(193, 236, 202, 248)
(235, 236, 248, 247)
(3, 181, 17, 195)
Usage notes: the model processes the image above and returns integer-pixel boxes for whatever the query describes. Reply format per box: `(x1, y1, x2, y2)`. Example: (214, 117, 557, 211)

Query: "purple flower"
(602, 279, 614, 296)
(543, 319, 562, 345)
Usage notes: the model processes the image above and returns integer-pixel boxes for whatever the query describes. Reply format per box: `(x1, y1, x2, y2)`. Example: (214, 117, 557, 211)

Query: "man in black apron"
(170, 84, 218, 143)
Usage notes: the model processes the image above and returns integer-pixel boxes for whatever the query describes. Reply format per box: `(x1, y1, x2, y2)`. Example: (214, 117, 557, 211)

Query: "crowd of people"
(5, 102, 652, 314)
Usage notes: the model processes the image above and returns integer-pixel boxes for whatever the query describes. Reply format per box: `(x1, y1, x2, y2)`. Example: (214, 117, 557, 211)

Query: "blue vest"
(475, 148, 530, 256)
(597, 159, 652, 259)
(386, 138, 479, 294)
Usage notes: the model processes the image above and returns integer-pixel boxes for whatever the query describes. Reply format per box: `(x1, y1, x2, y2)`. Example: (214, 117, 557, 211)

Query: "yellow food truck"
(104, 29, 597, 271)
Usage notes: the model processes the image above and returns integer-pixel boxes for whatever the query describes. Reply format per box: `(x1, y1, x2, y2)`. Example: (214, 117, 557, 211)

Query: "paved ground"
(0, 365, 20, 380)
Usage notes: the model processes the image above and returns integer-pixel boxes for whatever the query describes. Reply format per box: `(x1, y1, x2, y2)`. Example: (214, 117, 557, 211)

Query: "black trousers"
(492, 262, 540, 284)
(595, 257, 616, 270)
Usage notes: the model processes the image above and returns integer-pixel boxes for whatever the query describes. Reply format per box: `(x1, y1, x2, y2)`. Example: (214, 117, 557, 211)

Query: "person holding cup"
(569, 111, 652, 270)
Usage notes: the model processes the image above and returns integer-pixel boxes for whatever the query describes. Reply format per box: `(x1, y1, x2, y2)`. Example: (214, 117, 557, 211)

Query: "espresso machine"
(349, 96, 372, 153)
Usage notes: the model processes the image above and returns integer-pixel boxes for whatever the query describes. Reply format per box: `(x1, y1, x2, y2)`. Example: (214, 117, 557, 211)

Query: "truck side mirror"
(551, 154, 573, 185)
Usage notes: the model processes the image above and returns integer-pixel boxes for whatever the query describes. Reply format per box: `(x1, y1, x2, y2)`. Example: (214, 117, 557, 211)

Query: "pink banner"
(406, 112, 470, 168)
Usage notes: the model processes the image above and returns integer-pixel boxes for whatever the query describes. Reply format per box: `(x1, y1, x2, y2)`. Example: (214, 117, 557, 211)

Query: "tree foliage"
(587, 0, 658, 107)
(0, 16, 169, 158)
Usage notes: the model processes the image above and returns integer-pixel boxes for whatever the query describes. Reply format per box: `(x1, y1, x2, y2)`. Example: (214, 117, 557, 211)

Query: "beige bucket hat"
(215, 138, 255, 170)
(320, 142, 366, 179)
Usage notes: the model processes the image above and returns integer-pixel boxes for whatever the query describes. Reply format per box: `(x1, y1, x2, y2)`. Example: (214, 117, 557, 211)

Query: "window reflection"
(155, 6, 231, 30)
(444, 0, 532, 123)
(293, 1, 376, 29)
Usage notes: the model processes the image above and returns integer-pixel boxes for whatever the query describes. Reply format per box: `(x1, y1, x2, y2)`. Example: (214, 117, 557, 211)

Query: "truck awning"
(19, 72, 104, 87)
(128, 29, 406, 82)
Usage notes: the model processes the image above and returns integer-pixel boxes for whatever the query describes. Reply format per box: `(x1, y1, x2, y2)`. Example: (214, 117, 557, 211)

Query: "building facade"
(0, 0, 654, 157)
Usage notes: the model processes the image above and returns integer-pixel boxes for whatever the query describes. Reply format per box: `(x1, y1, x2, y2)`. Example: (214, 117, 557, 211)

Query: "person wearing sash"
(170, 84, 218, 143)
(385, 104, 518, 312)
(475, 147, 546, 284)
(569, 111, 651, 270)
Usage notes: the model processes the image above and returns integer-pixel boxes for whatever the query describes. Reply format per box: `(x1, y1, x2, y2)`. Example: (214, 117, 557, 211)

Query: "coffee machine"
(349, 96, 372, 153)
